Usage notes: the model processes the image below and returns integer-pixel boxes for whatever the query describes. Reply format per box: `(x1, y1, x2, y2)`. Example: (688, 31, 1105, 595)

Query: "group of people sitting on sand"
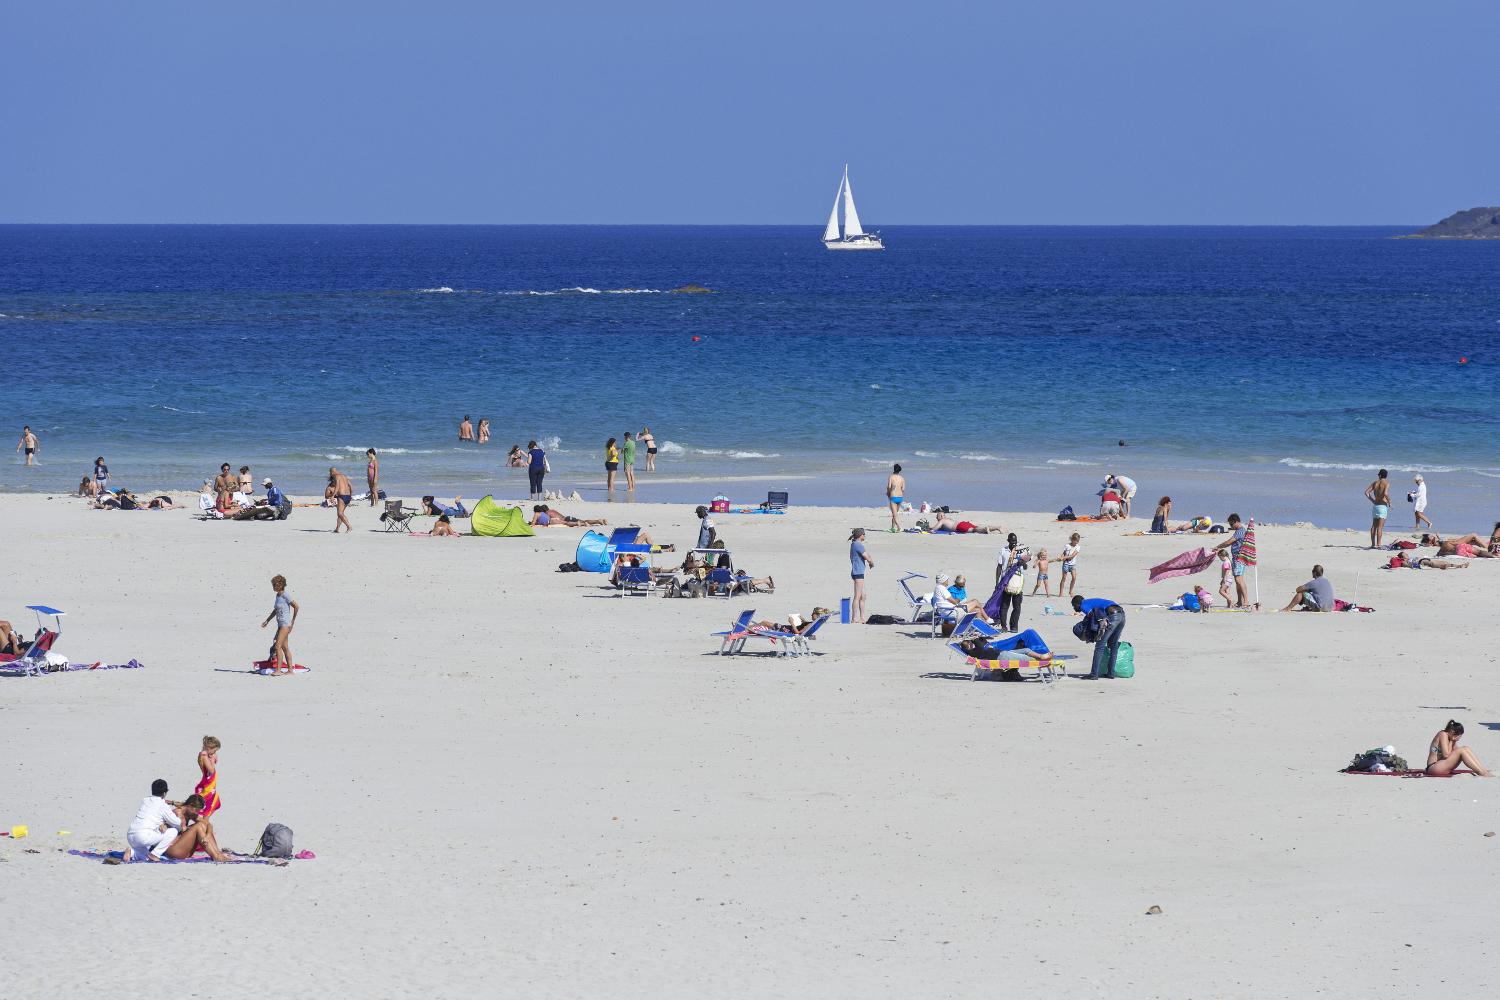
(125, 778, 230, 862)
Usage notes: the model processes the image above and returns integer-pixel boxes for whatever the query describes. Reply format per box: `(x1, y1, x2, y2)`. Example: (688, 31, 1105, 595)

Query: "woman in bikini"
(640, 427, 656, 471)
(431, 515, 460, 536)
(476, 419, 490, 444)
(1426, 720, 1493, 776)
(366, 448, 379, 507)
(507, 445, 529, 468)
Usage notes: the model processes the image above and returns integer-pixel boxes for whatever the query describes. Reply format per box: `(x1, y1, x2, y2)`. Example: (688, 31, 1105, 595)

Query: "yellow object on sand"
(58, 830, 71, 835)
(11, 825, 28, 838)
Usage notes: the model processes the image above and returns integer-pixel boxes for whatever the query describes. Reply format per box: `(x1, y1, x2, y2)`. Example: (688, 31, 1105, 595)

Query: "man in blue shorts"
(1364, 469, 1390, 549)
(1210, 513, 1250, 608)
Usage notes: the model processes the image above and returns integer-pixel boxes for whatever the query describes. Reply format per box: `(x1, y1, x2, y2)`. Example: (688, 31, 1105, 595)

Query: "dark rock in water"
(667, 284, 715, 293)
(1396, 207, 1500, 239)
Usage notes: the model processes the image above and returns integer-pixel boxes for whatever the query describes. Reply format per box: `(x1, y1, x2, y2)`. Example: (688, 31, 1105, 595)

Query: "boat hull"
(824, 236, 884, 250)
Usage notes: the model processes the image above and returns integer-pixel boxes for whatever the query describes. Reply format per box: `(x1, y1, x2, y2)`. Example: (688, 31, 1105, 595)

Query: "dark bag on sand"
(1057, 505, 1076, 521)
(557, 561, 582, 572)
(255, 823, 294, 858)
(866, 614, 904, 624)
(1073, 609, 1105, 643)
(276, 500, 292, 520)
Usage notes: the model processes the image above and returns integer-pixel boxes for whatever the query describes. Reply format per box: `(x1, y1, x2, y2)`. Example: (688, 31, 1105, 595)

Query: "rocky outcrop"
(667, 284, 715, 293)
(1396, 207, 1500, 238)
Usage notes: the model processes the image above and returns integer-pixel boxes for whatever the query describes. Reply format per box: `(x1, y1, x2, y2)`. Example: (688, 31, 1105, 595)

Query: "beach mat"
(1055, 516, 1113, 523)
(1341, 769, 1477, 777)
(68, 849, 292, 866)
(252, 660, 310, 674)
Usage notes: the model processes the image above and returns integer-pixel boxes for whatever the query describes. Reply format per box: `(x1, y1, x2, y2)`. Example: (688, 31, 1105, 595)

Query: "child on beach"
(1217, 551, 1233, 608)
(194, 736, 222, 820)
(1058, 534, 1080, 597)
(260, 574, 299, 675)
(1030, 549, 1051, 596)
(1193, 585, 1214, 610)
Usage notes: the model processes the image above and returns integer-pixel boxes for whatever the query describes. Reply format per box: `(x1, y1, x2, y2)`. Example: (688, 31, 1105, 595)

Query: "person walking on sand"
(850, 527, 873, 623)
(1217, 548, 1234, 608)
(885, 464, 905, 532)
(1030, 548, 1052, 597)
(1365, 469, 1391, 549)
(93, 456, 110, 493)
(1210, 513, 1250, 607)
(640, 427, 656, 471)
(16, 426, 38, 466)
(459, 415, 473, 442)
(1426, 720, 1493, 776)
(622, 432, 637, 491)
(260, 574, 299, 675)
(366, 448, 379, 507)
(1411, 474, 1430, 530)
(327, 467, 353, 532)
(604, 437, 619, 491)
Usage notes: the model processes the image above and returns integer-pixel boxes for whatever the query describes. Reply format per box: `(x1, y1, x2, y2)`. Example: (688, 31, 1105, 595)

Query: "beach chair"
(949, 622, 1069, 683)
(704, 567, 742, 598)
(381, 500, 417, 533)
(789, 614, 832, 656)
(0, 606, 65, 676)
(714, 610, 757, 654)
(617, 565, 656, 597)
(761, 491, 789, 511)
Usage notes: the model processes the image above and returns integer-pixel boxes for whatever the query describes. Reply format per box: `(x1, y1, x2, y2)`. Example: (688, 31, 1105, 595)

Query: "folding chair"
(617, 565, 656, 597)
(704, 567, 739, 598)
(714, 610, 758, 654)
(0, 606, 65, 676)
(381, 500, 417, 533)
(789, 614, 832, 656)
(761, 491, 789, 511)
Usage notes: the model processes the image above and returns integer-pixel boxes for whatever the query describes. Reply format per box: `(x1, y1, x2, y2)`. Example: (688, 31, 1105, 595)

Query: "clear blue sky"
(3, 1, 1496, 225)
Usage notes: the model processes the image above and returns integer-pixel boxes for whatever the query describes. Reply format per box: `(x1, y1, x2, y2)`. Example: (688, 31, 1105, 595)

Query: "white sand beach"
(3, 493, 1497, 998)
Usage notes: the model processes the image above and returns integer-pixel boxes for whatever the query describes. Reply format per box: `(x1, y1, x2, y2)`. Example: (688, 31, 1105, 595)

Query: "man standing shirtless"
(327, 466, 354, 533)
(213, 463, 237, 496)
(459, 415, 473, 441)
(16, 426, 38, 465)
(885, 464, 905, 533)
(1364, 469, 1391, 549)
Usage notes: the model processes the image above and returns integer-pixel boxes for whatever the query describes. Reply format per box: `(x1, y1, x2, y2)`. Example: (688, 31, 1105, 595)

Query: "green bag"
(1112, 642, 1135, 678)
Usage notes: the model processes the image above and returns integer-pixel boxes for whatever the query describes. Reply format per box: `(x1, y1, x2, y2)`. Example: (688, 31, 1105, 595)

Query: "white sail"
(822, 177, 843, 242)
(841, 166, 864, 237)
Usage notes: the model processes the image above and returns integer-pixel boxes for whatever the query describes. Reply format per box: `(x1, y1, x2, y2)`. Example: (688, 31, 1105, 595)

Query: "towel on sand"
(1148, 547, 1217, 584)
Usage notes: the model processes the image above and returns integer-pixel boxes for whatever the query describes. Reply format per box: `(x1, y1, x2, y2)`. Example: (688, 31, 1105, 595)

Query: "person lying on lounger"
(747, 609, 829, 634)
(431, 514, 460, 536)
(1419, 534, 1495, 558)
(1426, 719, 1494, 777)
(957, 636, 1055, 663)
(732, 570, 775, 594)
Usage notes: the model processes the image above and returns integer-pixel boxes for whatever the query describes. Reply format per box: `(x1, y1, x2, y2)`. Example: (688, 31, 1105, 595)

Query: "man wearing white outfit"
(126, 779, 183, 861)
(1411, 475, 1431, 530)
(1110, 475, 1138, 518)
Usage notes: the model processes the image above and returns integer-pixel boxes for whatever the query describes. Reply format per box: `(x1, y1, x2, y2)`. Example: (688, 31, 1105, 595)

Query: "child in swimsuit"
(1030, 549, 1051, 596)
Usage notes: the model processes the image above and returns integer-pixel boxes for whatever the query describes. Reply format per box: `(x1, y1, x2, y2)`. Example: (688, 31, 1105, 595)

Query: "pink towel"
(1148, 547, 1217, 584)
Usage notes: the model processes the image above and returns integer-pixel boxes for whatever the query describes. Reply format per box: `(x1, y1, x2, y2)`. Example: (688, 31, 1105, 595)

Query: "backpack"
(255, 823, 294, 858)
(276, 499, 292, 520)
(1057, 506, 1076, 521)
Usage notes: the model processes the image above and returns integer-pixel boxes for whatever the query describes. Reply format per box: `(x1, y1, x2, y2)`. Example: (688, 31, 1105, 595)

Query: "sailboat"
(822, 165, 883, 249)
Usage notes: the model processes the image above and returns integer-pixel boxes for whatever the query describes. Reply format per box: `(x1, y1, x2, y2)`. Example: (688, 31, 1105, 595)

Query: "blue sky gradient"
(3, 1, 1496, 224)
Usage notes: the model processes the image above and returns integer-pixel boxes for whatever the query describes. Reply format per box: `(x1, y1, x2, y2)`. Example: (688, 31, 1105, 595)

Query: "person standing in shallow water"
(1365, 469, 1391, 549)
(16, 426, 38, 466)
(622, 431, 637, 491)
(640, 427, 656, 471)
(604, 437, 619, 491)
(885, 464, 905, 532)
(459, 415, 473, 442)
(1411, 474, 1431, 530)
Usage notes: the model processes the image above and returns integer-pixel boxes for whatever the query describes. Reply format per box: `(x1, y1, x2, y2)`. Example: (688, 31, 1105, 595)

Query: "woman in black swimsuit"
(640, 427, 657, 471)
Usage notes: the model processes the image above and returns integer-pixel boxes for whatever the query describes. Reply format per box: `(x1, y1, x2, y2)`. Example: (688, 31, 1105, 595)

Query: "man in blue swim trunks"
(1210, 513, 1250, 608)
(885, 464, 905, 533)
(1364, 469, 1391, 549)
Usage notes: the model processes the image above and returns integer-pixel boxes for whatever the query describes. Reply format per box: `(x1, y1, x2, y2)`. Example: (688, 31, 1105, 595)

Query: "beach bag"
(1113, 642, 1135, 678)
(1393, 540, 1416, 549)
(276, 500, 292, 520)
(254, 823, 294, 858)
(1181, 592, 1200, 611)
(710, 499, 729, 513)
(1004, 569, 1025, 594)
(1057, 505, 1076, 521)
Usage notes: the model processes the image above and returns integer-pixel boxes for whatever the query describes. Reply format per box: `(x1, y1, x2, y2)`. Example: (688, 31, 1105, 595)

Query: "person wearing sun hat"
(1410, 474, 1430, 530)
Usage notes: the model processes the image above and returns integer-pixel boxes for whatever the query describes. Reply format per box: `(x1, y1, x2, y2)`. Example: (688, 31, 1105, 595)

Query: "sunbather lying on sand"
(1419, 534, 1495, 558)
(530, 505, 609, 527)
(431, 515, 460, 536)
(1426, 719, 1493, 776)
(422, 495, 469, 517)
(1389, 552, 1466, 570)
(927, 515, 1003, 533)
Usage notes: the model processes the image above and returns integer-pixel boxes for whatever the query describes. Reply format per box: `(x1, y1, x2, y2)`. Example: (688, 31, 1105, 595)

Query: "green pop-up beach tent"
(470, 495, 535, 537)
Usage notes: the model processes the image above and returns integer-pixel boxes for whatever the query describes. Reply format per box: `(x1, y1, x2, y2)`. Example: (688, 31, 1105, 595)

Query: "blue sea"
(2, 224, 1497, 529)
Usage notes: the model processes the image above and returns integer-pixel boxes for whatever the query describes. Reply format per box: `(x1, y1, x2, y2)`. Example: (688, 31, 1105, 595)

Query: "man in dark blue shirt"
(1072, 594, 1126, 679)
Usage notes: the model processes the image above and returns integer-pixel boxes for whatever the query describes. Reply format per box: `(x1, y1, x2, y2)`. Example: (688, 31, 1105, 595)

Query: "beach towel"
(1147, 547, 1216, 584)
(68, 849, 292, 866)
(1341, 769, 1476, 777)
(253, 660, 310, 674)
(1054, 516, 1112, 523)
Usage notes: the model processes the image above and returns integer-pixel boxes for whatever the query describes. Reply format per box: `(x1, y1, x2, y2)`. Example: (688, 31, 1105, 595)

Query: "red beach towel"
(1147, 547, 1216, 584)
